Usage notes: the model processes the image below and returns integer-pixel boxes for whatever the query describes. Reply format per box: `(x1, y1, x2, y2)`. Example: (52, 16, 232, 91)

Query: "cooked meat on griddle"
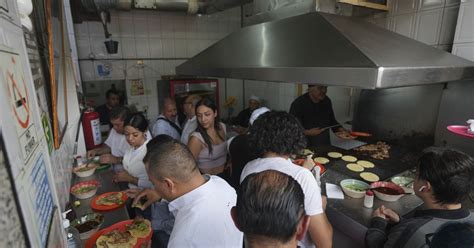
(353, 141, 391, 160)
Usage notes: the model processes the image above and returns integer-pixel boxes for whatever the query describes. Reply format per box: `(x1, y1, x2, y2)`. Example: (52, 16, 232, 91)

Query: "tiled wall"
(75, 8, 241, 121)
(434, 0, 474, 156)
(365, 0, 461, 51)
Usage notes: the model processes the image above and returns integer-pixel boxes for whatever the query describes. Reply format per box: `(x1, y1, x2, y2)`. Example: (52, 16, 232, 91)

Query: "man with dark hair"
(96, 89, 121, 125)
(366, 147, 474, 248)
(289, 85, 348, 146)
(242, 111, 333, 248)
(132, 138, 242, 247)
(232, 170, 310, 248)
(87, 106, 130, 166)
(228, 107, 270, 189)
(152, 98, 181, 140)
(180, 94, 202, 145)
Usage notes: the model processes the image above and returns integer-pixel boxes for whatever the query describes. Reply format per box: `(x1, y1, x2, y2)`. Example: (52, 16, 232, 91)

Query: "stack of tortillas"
(341, 155, 358, 162)
(360, 172, 379, 182)
(357, 160, 375, 168)
(327, 152, 343, 158)
(314, 157, 330, 164)
(346, 163, 364, 172)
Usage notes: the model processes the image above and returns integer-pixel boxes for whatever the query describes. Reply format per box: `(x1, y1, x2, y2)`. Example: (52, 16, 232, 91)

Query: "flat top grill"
(312, 143, 422, 183)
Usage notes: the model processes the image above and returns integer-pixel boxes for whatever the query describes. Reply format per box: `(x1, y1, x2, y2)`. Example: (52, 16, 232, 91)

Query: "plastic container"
(71, 213, 104, 240)
(340, 179, 369, 198)
(364, 190, 374, 208)
(63, 218, 82, 248)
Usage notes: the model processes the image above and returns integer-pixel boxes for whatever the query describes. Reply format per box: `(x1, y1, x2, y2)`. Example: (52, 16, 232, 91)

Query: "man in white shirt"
(232, 170, 309, 248)
(87, 106, 131, 167)
(180, 94, 202, 145)
(241, 111, 333, 248)
(152, 98, 181, 140)
(132, 138, 243, 248)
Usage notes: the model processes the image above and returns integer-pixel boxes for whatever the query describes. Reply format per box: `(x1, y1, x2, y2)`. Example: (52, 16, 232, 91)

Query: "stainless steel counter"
(72, 167, 129, 230)
(321, 168, 423, 247)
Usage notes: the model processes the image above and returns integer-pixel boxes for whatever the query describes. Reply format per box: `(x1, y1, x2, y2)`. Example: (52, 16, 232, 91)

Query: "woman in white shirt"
(187, 98, 228, 178)
(113, 113, 152, 218)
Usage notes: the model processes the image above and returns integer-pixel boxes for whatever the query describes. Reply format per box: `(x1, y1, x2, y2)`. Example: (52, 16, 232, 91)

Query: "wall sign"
(0, 48, 39, 164)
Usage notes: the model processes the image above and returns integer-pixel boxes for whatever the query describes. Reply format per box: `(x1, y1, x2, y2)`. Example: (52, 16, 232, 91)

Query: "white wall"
(434, 0, 474, 156)
(75, 8, 242, 121)
(365, 0, 460, 51)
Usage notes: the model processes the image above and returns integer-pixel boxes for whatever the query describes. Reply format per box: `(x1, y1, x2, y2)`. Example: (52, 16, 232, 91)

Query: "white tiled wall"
(365, 0, 460, 49)
(435, 0, 474, 156)
(75, 8, 241, 121)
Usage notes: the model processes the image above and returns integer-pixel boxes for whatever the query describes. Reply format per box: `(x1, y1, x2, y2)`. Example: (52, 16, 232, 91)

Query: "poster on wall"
(28, 153, 55, 247)
(0, 47, 39, 165)
(130, 79, 145, 96)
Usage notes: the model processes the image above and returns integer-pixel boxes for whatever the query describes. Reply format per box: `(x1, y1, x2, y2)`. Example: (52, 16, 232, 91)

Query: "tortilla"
(360, 172, 380, 182)
(96, 229, 138, 248)
(314, 157, 330, 164)
(357, 160, 375, 168)
(301, 149, 313, 156)
(327, 152, 343, 158)
(126, 219, 151, 238)
(346, 163, 364, 172)
(342, 155, 358, 162)
(97, 192, 124, 206)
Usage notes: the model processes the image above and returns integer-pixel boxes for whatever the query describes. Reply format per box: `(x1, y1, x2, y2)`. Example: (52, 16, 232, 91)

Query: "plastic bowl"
(390, 176, 413, 186)
(70, 180, 99, 199)
(340, 179, 369, 198)
(370, 181, 405, 202)
(71, 213, 104, 240)
(73, 163, 98, 178)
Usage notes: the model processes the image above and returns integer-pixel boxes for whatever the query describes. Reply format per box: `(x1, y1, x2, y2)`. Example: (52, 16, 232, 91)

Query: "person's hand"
(132, 188, 161, 210)
(306, 127, 323, 136)
(113, 170, 135, 183)
(87, 149, 98, 159)
(372, 206, 387, 219)
(302, 155, 315, 171)
(124, 188, 141, 198)
(381, 206, 400, 224)
(99, 154, 119, 164)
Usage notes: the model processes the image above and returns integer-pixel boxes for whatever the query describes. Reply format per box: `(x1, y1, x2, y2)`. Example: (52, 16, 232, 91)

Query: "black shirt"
(289, 93, 339, 146)
(95, 104, 111, 125)
(228, 134, 257, 189)
(234, 108, 252, 128)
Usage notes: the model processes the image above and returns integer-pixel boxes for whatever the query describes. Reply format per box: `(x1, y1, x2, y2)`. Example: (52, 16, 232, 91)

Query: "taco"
(97, 192, 124, 206)
(96, 229, 137, 248)
(126, 219, 151, 238)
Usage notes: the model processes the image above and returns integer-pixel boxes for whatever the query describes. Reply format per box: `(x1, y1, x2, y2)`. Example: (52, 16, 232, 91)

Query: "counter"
(72, 167, 129, 230)
(322, 168, 423, 247)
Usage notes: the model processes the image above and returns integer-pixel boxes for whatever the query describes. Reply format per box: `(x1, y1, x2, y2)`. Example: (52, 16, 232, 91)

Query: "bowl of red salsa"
(370, 181, 405, 202)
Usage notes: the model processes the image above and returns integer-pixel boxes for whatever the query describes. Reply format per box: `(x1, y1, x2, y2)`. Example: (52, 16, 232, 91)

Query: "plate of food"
(71, 181, 100, 199)
(73, 163, 98, 178)
(91, 191, 128, 211)
(335, 131, 357, 140)
(85, 219, 152, 248)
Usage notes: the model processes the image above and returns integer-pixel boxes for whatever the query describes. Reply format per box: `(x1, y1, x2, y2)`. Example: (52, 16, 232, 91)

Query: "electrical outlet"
(136, 60, 144, 65)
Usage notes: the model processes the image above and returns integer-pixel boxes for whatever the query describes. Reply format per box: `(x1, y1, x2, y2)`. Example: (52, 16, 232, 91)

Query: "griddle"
(311, 144, 420, 183)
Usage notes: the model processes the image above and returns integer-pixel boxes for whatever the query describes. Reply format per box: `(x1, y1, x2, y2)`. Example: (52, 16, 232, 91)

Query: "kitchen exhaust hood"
(176, 12, 474, 89)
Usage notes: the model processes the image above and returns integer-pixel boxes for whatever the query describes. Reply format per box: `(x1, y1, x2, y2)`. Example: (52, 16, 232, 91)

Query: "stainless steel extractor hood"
(176, 12, 474, 89)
